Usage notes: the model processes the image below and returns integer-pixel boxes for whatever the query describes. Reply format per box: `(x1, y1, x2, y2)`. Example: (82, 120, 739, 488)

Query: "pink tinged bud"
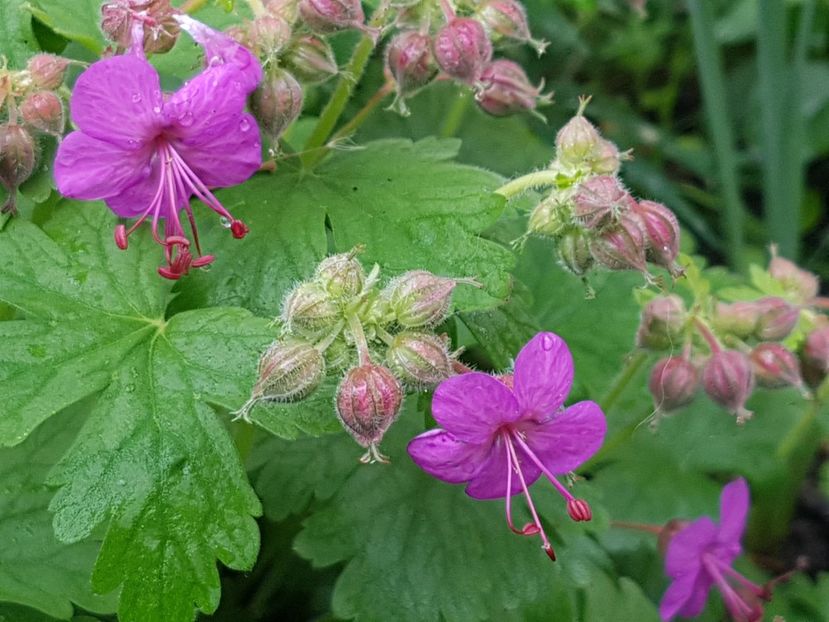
(768, 248, 819, 303)
(0, 124, 36, 215)
(385, 270, 460, 328)
(265, 0, 300, 23)
(26, 53, 71, 90)
(636, 295, 686, 350)
(649, 356, 698, 412)
(251, 68, 303, 141)
(634, 200, 682, 276)
(588, 212, 648, 273)
(475, 60, 551, 117)
(478, 0, 547, 55)
(556, 229, 594, 277)
(254, 339, 326, 401)
(386, 331, 453, 387)
(247, 15, 292, 57)
(591, 138, 623, 175)
(315, 251, 366, 299)
(750, 343, 803, 390)
(433, 18, 493, 84)
(528, 195, 567, 237)
(20, 91, 65, 136)
(281, 282, 340, 335)
(336, 364, 404, 460)
(566, 498, 592, 522)
(386, 31, 438, 115)
(753, 297, 800, 341)
(286, 35, 339, 84)
(101, 0, 180, 54)
(803, 326, 829, 374)
(702, 350, 755, 423)
(712, 301, 760, 339)
(556, 113, 602, 166)
(299, 0, 365, 33)
(573, 175, 634, 230)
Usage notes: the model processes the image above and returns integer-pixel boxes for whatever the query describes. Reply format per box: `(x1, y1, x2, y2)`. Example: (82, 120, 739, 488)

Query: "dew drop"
(541, 333, 555, 351)
(220, 217, 231, 228)
(209, 55, 222, 66)
(152, 105, 162, 114)
(239, 117, 250, 132)
(179, 111, 194, 127)
(131, 92, 142, 103)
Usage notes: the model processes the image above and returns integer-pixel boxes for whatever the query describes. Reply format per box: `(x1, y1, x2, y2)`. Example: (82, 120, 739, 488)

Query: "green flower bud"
(281, 282, 339, 335)
(315, 250, 366, 299)
(387, 331, 453, 387)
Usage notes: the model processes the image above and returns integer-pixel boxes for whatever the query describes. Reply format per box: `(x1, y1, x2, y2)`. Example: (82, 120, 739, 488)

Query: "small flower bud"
(299, 0, 365, 33)
(265, 0, 300, 23)
(20, 91, 64, 136)
(591, 138, 624, 176)
(634, 200, 682, 276)
(387, 331, 453, 386)
(385, 31, 438, 115)
(336, 364, 404, 460)
(101, 0, 179, 54)
(702, 350, 755, 423)
(26, 53, 70, 89)
(478, 0, 547, 55)
(251, 68, 303, 141)
(433, 17, 493, 84)
(253, 339, 325, 401)
(573, 175, 634, 230)
(247, 15, 292, 57)
(556, 229, 594, 277)
(286, 34, 339, 84)
(636, 295, 686, 350)
(750, 343, 803, 390)
(768, 246, 819, 303)
(0, 124, 36, 212)
(588, 212, 648, 273)
(528, 194, 569, 237)
(556, 109, 601, 167)
(475, 60, 551, 117)
(281, 282, 339, 334)
(315, 251, 366, 299)
(649, 356, 698, 412)
(566, 498, 592, 522)
(753, 297, 799, 341)
(385, 270, 461, 328)
(803, 326, 829, 374)
(712, 301, 759, 339)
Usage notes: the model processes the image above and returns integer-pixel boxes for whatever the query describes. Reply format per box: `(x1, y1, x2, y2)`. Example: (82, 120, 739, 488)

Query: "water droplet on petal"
(239, 118, 250, 132)
(179, 111, 194, 127)
(220, 217, 231, 228)
(541, 334, 555, 351)
(131, 92, 142, 103)
(209, 55, 222, 66)
(152, 105, 162, 114)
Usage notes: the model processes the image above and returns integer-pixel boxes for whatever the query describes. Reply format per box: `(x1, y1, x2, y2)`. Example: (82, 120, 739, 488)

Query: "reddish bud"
(0, 123, 36, 213)
(286, 35, 339, 84)
(803, 326, 829, 374)
(253, 339, 326, 401)
(386, 31, 438, 115)
(556, 112, 601, 166)
(556, 229, 594, 277)
(387, 331, 453, 387)
(315, 251, 366, 299)
(479, 0, 547, 55)
(433, 17, 493, 84)
(299, 0, 365, 33)
(636, 295, 686, 350)
(251, 68, 303, 141)
(567, 498, 592, 522)
(634, 200, 682, 276)
(336, 364, 404, 456)
(769, 246, 819, 303)
(712, 301, 760, 339)
(475, 60, 551, 117)
(385, 270, 463, 328)
(573, 175, 634, 230)
(281, 282, 339, 334)
(702, 350, 755, 423)
(20, 91, 64, 136)
(589, 212, 648, 273)
(750, 343, 803, 390)
(101, 0, 179, 54)
(753, 297, 799, 341)
(26, 54, 70, 90)
(649, 356, 698, 412)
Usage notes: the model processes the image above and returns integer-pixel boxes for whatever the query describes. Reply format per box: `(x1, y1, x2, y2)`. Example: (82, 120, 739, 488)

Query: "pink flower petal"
(407, 429, 489, 484)
(717, 478, 750, 547)
(659, 570, 708, 621)
(520, 400, 606, 474)
(431, 372, 519, 444)
(513, 332, 574, 418)
(675, 572, 714, 618)
(465, 435, 541, 499)
(54, 131, 152, 200)
(104, 157, 165, 218)
(665, 516, 717, 578)
(70, 53, 163, 149)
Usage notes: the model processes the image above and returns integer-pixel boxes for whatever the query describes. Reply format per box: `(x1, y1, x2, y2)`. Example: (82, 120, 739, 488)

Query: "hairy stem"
(439, 90, 471, 138)
(330, 82, 395, 143)
(494, 170, 560, 199)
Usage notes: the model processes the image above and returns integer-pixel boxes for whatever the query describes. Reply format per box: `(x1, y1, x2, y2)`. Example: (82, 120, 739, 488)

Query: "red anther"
(520, 522, 540, 536)
(157, 266, 182, 280)
(567, 498, 592, 522)
(543, 543, 556, 561)
(191, 254, 215, 268)
(230, 219, 249, 239)
(114, 224, 128, 250)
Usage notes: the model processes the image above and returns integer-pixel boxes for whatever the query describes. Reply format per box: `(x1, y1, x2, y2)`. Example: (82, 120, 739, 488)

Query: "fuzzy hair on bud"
(286, 34, 339, 84)
(556, 229, 594, 277)
(20, 91, 65, 136)
(26, 54, 71, 90)
(475, 60, 551, 117)
(752, 297, 800, 341)
(768, 246, 819, 303)
(433, 17, 493, 84)
(634, 200, 682, 276)
(573, 175, 634, 230)
(281, 281, 339, 335)
(702, 350, 755, 423)
(750, 342, 804, 390)
(588, 212, 648, 274)
(251, 67, 304, 142)
(315, 250, 366, 299)
(387, 331, 453, 387)
(591, 138, 625, 175)
(101, 0, 180, 54)
(649, 356, 698, 412)
(254, 340, 326, 401)
(386, 31, 438, 116)
(712, 301, 760, 339)
(247, 15, 293, 57)
(556, 102, 602, 166)
(478, 0, 547, 55)
(528, 193, 570, 238)
(385, 271, 463, 328)
(636, 295, 686, 351)
(0, 123, 36, 214)
(299, 0, 365, 33)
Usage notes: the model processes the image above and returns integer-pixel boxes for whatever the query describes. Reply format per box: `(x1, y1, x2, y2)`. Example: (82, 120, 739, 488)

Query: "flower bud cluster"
(383, 0, 550, 117)
(0, 53, 71, 215)
(522, 99, 681, 287)
(101, 0, 180, 54)
(636, 248, 829, 423)
(235, 248, 475, 463)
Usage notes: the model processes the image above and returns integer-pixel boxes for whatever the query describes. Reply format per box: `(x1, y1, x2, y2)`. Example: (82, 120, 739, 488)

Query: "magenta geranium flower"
(407, 332, 606, 559)
(660, 478, 771, 621)
(54, 17, 262, 280)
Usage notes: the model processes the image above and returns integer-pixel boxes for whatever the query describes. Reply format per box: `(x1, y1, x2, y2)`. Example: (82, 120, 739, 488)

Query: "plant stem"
(494, 170, 560, 199)
(345, 312, 371, 366)
(439, 91, 471, 138)
(600, 350, 648, 412)
(181, 0, 209, 13)
(687, 0, 746, 272)
(329, 82, 394, 143)
(610, 520, 661, 535)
